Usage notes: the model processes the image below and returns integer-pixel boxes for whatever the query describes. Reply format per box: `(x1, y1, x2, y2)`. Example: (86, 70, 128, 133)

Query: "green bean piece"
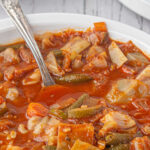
(52, 49, 63, 57)
(68, 105, 103, 119)
(0, 43, 24, 51)
(55, 73, 93, 84)
(106, 133, 136, 145)
(67, 94, 89, 110)
(44, 145, 56, 150)
(107, 144, 129, 150)
(49, 109, 67, 120)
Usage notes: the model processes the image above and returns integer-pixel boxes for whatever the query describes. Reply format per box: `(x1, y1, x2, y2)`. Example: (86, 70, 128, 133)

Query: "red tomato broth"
(0, 23, 150, 149)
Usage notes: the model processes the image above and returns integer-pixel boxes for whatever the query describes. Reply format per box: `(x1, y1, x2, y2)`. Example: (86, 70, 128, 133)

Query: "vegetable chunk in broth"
(0, 22, 150, 150)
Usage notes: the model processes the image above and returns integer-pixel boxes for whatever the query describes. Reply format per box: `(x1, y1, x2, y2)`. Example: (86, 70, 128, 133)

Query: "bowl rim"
(0, 13, 150, 56)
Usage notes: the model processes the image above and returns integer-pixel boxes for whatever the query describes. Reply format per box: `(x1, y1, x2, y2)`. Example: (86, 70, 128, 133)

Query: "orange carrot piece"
(27, 102, 48, 117)
(94, 22, 107, 32)
(57, 123, 94, 150)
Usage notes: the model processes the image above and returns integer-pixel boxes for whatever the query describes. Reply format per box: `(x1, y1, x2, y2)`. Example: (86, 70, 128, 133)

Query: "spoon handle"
(0, 0, 55, 86)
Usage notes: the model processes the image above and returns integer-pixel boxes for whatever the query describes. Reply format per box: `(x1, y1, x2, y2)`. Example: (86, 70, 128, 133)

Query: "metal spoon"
(0, 0, 55, 86)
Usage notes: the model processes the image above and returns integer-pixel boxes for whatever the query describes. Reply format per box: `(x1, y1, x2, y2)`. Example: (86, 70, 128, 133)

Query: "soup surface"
(0, 22, 150, 150)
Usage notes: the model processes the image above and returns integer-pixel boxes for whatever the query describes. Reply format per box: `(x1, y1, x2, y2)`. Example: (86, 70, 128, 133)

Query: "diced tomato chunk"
(27, 103, 48, 118)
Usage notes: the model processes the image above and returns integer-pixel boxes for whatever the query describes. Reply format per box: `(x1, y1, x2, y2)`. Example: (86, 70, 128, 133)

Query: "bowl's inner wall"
(0, 13, 150, 57)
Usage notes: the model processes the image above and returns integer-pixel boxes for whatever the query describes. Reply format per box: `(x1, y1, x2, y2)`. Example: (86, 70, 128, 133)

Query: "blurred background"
(0, 0, 150, 33)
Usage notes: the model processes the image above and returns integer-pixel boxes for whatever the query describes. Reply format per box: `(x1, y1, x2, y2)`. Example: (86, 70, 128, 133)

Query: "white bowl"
(0, 13, 150, 57)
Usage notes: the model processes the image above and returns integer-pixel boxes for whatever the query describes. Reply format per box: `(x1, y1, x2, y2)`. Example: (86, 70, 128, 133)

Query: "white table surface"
(0, 0, 150, 34)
